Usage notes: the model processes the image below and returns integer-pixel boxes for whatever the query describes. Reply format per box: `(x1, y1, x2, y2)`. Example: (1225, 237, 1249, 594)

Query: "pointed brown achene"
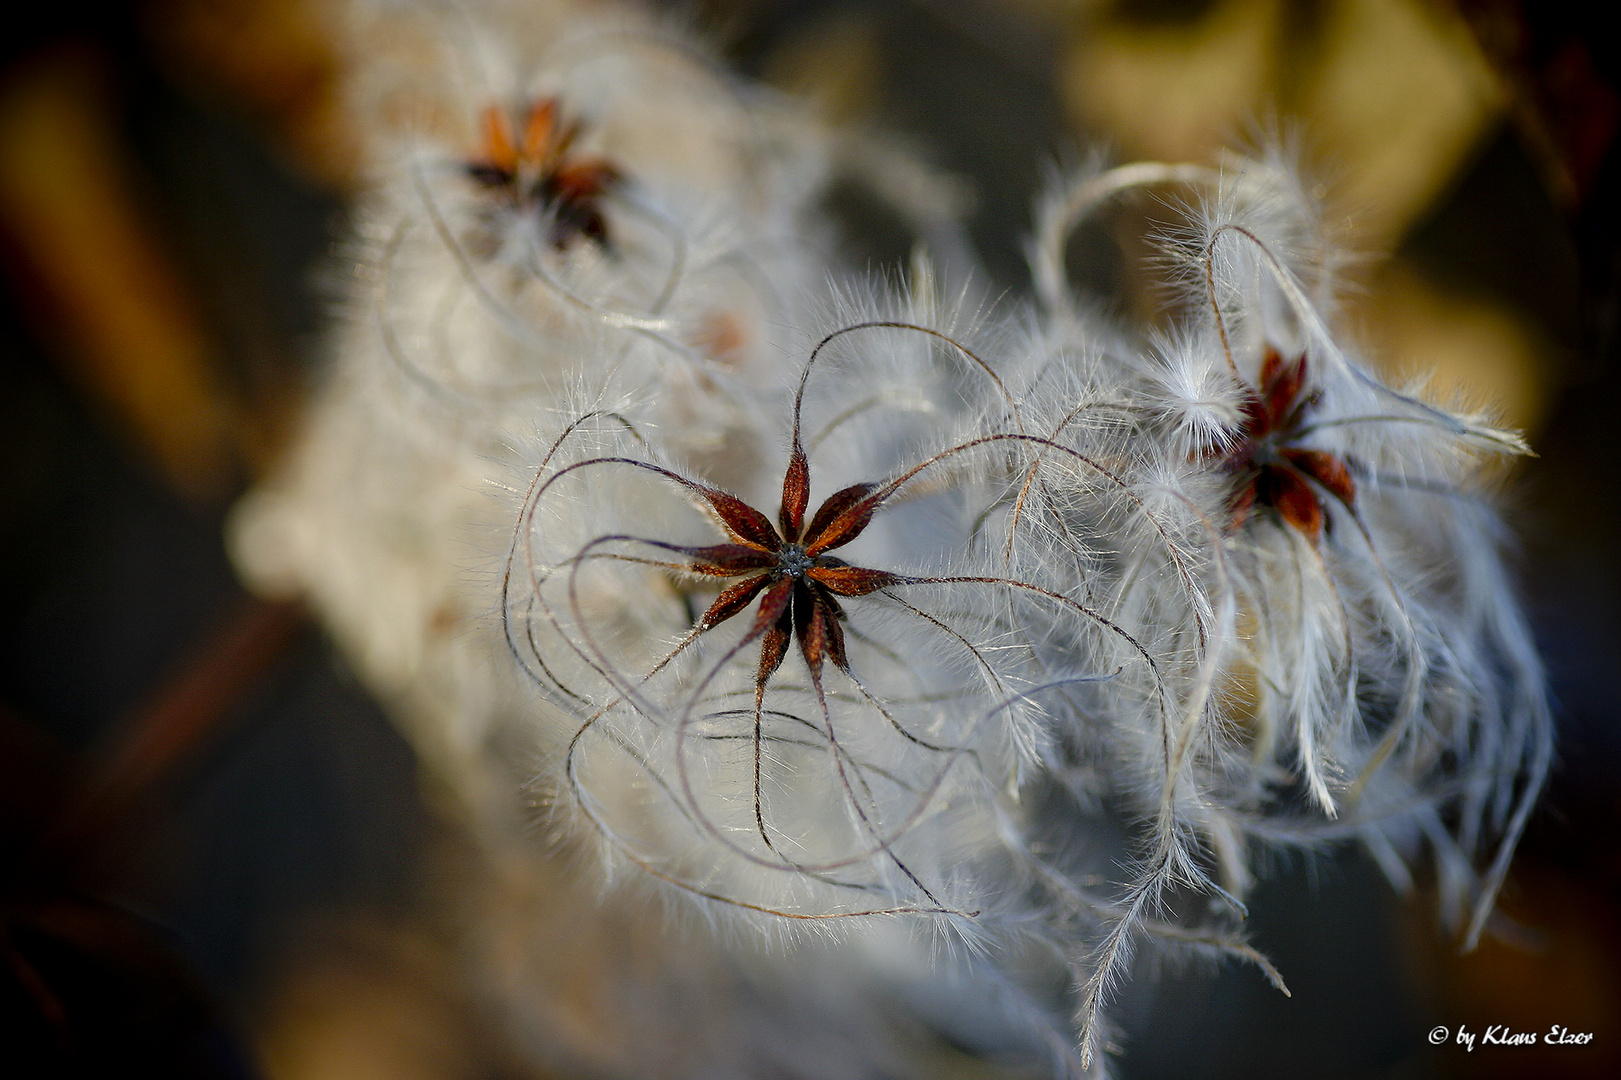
(1221, 347, 1358, 541)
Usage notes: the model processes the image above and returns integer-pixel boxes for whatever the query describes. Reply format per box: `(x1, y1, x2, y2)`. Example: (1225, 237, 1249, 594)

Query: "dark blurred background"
(1, 1, 1615, 1077)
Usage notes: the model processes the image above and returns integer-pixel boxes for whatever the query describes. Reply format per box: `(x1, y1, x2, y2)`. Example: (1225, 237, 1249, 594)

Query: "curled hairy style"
(505, 294, 1328, 1075)
(507, 315, 1101, 924)
(1016, 152, 1551, 1065)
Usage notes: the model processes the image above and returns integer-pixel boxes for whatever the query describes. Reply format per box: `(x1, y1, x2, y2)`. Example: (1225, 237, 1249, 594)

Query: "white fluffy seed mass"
(229, 4, 1553, 1077)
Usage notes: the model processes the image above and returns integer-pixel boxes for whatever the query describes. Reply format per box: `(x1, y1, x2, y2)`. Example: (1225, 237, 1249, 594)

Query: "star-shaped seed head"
(682, 442, 906, 685)
(466, 98, 620, 250)
(1221, 347, 1357, 541)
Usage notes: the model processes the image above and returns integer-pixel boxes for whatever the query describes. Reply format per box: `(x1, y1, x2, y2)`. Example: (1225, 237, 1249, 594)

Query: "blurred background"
(1, 1, 1615, 1077)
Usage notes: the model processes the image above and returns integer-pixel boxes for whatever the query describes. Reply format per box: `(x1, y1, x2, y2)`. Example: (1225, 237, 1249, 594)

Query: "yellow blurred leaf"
(0, 47, 235, 498)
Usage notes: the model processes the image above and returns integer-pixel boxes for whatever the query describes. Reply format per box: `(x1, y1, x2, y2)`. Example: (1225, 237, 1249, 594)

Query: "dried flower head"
(1217, 346, 1358, 540)
(502, 313, 1164, 943)
(1021, 151, 1553, 1065)
(465, 97, 621, 250)
(230, 6, 1555, 1072)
